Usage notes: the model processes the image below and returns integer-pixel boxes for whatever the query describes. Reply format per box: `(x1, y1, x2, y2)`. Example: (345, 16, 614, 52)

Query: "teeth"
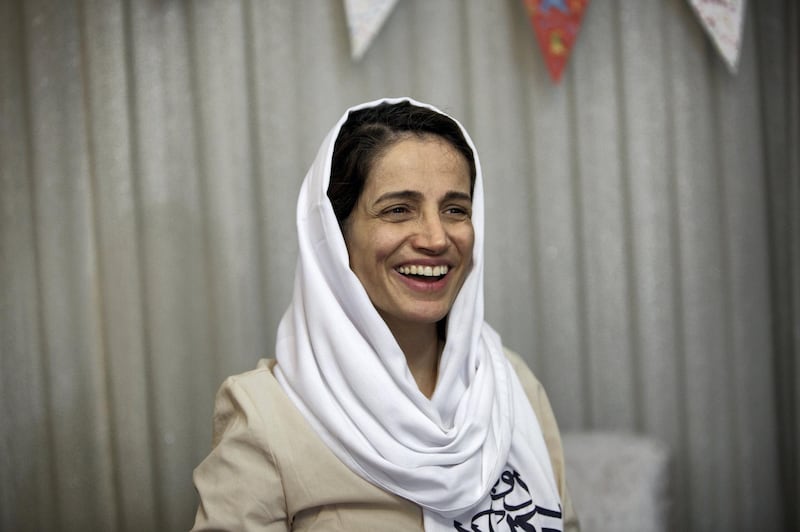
(397, 265, 449, 276)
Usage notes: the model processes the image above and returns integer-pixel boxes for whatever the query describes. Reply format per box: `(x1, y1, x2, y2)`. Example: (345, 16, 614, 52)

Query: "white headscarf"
(274, 98, 562, 531)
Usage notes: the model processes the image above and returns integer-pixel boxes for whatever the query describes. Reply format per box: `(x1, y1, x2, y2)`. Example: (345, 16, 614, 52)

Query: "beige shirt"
(192, 349, 580, 531)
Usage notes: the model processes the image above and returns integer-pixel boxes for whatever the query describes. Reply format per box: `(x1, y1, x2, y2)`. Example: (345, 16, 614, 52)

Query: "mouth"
(395, 264, 449, 282)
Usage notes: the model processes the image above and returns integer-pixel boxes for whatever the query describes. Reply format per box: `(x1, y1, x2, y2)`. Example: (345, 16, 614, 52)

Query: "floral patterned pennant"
(344, 0, 400, 61)
(688, 0, 746, 73)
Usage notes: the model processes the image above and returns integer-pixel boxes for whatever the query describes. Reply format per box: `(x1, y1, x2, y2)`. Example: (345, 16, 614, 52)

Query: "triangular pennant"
(344, 0, 400, 61)
(687, 0, 746, 73)
(524, 0, 590, 83)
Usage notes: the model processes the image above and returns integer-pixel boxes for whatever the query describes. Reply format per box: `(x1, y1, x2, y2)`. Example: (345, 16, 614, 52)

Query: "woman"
(192, 98, 579, 531)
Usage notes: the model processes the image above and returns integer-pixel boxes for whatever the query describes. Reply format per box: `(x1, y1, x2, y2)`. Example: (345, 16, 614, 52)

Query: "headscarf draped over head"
(274, 98, 562, 531)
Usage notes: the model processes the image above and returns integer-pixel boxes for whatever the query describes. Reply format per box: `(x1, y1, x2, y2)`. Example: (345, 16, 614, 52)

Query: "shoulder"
(216, 358, 282, 404)
(503, 347, 537, 380)
(502, 347, 546, 406)
(193, 359, 290, 530)
(220, 358, 279, 391)
(500, 346, 556, 434)
(209, 359, 293, 446)
(501, 346, 581, 530)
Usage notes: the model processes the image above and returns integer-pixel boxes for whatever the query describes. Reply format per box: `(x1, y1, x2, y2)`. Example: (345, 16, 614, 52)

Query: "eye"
(443, 205, 472, 219)
(380, 204, 414, 220)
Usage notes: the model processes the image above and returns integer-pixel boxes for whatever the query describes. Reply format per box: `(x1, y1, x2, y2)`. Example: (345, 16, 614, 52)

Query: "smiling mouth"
(396, 264, 449, 281)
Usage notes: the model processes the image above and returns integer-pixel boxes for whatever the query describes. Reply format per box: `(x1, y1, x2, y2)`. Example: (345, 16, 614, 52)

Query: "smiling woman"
(191, 99, 580, 532)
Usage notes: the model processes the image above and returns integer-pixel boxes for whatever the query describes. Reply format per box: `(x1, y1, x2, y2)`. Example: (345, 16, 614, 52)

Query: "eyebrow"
(373, 190, 472, 204)
(441, 191, 472, 203)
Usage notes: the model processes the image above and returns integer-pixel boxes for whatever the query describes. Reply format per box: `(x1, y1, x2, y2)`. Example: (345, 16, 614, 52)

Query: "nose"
(412, 212, 449, 253)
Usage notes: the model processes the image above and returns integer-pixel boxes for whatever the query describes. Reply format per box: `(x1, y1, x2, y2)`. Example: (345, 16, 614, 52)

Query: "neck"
(383, 318, 442, 399)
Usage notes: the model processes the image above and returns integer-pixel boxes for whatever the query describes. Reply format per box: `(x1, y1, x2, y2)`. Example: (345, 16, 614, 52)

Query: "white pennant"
(688, 0, 747, 73)
(344, 0, 400, 61)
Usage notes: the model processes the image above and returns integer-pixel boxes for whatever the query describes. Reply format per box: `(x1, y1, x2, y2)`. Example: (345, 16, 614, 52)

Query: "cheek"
(346, 226, 394, 273)
(367, 232, 397, 265)
(456, 224, 475, 257)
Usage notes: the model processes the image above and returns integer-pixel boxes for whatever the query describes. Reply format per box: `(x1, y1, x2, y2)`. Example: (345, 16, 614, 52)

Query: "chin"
(378, 304, 452, 329)
(400, 307, 452, 325)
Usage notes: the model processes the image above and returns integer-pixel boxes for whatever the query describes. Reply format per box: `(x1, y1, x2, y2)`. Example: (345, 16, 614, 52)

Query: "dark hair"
(327, 101, 476, 224)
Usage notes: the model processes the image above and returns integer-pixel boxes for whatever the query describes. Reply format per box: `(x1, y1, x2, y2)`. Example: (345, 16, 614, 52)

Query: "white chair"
(562, 432, 671, 532)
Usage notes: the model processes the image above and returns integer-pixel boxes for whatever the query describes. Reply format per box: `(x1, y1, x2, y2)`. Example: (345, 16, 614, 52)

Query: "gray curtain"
(1, 1, 796, 530)
(756, 1, 800, 529)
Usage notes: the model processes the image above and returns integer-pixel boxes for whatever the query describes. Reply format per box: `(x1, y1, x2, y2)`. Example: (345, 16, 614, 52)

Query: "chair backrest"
(562, 432, 671, 532)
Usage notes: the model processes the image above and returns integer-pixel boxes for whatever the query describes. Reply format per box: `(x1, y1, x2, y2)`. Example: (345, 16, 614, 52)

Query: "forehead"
(364, 136, 472, 195)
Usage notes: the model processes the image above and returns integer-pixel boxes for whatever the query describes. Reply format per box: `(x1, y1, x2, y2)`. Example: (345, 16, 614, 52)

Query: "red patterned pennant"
(525, 0, 591, 83)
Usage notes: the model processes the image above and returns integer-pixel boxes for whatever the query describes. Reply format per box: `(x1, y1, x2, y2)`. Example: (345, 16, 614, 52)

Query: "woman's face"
(343, 135, 475, 334)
